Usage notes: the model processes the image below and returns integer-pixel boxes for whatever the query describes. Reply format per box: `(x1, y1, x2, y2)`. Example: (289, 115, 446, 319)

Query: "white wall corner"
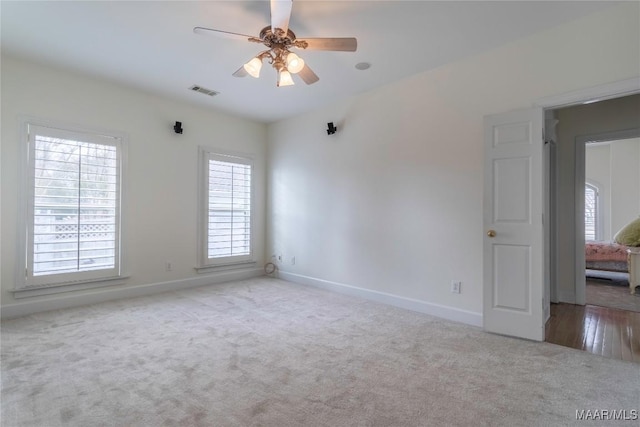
(278, 271, 483, 328)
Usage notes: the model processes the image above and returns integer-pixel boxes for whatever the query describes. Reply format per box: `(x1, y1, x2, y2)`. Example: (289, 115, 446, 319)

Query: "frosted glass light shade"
(277, 70, 295, 87)
(286, 52, 305, 74)
(243, 57, 262, 78)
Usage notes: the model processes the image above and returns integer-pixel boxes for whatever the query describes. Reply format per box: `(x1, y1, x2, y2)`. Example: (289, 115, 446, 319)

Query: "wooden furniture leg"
(628, 248, 640, 295)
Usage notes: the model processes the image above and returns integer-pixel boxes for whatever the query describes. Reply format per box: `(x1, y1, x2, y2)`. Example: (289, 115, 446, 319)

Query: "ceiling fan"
(194, 0, 357, 87)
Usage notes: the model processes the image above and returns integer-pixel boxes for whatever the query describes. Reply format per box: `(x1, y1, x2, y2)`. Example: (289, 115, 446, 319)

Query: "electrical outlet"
(165, 262, 173, 272)
(277, 254, 282, 262)
(290, 256, 295, 265)
(451, 281, 461, 294)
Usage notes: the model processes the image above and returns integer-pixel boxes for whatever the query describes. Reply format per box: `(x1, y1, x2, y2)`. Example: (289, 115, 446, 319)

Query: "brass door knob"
(487, 230, 496, 238)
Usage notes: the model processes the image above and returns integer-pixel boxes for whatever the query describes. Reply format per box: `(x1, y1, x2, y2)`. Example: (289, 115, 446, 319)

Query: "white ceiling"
(1, 1, 616, 123)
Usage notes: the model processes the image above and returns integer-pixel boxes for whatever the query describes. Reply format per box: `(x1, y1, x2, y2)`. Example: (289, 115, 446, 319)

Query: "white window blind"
(25, 124, 122, 287)
(206, 155, 252, 261)
(585, 183, 598, 241)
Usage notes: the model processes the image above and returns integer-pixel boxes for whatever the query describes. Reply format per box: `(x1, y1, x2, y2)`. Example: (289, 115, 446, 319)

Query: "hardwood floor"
(546, 303, 640, 364)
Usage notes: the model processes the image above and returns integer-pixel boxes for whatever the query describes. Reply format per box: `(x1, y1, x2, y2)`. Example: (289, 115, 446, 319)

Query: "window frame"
(196, 146, 256, 272)
(15, 118, 127, 295)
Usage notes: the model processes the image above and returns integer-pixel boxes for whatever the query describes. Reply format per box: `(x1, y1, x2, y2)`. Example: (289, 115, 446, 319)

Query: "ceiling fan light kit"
(285, 52, 304, 74)
(277, 70, 295, 87)
(243, 56, 263, 78)
(194, 0, 357, 88)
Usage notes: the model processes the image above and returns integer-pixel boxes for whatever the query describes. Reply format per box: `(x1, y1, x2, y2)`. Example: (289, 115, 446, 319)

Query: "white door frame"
(534, 77, 640, 308)
(534, 78, 640, 111)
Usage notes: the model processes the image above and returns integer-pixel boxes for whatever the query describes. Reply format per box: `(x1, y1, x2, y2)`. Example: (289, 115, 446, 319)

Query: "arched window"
(585, 183, 599, 241)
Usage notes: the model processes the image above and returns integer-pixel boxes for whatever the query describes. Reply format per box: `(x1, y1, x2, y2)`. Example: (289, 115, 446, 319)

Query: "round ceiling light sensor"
(355, 62, 371, 70)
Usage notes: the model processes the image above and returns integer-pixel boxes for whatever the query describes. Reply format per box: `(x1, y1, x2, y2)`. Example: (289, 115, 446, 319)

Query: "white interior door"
(483, 108, 545, 341)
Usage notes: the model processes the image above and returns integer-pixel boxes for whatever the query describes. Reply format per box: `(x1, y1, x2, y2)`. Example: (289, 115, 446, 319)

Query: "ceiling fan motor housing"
(259, 26, 297, 48)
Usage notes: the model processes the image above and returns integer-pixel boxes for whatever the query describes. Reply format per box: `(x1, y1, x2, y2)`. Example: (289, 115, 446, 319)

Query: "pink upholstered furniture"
(585, 241, 629, 273)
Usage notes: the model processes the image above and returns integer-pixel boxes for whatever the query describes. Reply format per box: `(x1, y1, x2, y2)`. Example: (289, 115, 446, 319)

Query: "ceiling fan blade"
(232, 66, 248, 78)
(193, 26, 256, 42)
(298, 64, 319, 85)
(298, 38, 357, 52)
(270, 0, 292, 35)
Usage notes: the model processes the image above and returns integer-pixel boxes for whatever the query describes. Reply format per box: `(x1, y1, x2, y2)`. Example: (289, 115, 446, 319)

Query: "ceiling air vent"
(189, 85, 219, 97)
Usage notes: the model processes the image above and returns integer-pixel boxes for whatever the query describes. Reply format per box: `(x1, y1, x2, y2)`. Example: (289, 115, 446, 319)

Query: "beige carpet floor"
(2, 277, 639, 426)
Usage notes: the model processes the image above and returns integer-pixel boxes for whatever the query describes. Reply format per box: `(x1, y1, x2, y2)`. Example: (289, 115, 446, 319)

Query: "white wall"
(1, 55, 267, 314)
(610, 139, 640, 234)
(266, 2, 640, 322)
(586, 139, 640, 241)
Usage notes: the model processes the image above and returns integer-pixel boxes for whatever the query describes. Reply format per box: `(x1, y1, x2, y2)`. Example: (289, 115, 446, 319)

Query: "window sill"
(195, 261, 257, 275)
(13, 275, 130, 299)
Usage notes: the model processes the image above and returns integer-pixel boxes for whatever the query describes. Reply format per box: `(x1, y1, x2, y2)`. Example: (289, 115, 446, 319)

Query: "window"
(198, 148, 253, 269)
(20, 122, 124, 289)
(585, 182, 599, 241)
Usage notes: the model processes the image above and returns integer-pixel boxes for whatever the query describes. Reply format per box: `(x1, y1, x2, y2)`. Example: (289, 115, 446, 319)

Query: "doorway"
(546, 94, 640, 307)
(482, 79, 639, 343)
(543, 93, 640, 363)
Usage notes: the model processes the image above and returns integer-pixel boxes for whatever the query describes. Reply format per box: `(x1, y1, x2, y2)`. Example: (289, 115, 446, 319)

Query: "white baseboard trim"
(557, 291, 577, 305)
(278, 271, 483, 327)
(1, 268, 263, 319)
